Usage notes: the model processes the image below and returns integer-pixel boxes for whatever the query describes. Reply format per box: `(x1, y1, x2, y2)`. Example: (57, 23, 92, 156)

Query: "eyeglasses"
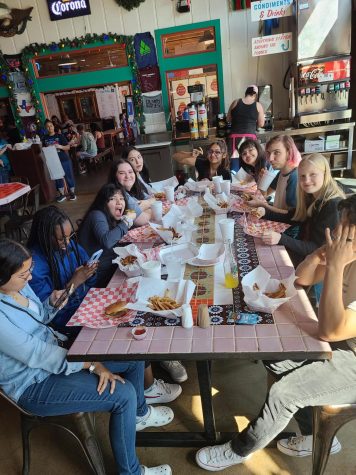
(208, 150, 222, 156)
(56, 232, 76, 244)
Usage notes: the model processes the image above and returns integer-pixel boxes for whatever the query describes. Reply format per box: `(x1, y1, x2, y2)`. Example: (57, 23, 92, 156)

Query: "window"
(161, 27, 216, 58)
(33, 45, 128, 78)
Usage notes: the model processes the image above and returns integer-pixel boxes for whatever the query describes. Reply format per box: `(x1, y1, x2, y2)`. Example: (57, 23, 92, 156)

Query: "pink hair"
(266, 135, 302, 168)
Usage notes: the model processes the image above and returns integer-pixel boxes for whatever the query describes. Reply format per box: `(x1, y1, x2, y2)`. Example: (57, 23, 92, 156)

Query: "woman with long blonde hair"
(262, 153, 345, 264)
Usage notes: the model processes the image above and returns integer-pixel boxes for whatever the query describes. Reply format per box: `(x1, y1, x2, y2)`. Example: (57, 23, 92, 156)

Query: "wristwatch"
(88, 362, 96, 374)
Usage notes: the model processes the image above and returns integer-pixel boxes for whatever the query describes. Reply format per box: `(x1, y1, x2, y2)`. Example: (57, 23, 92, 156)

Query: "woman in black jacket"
(261, 153, 345, 265)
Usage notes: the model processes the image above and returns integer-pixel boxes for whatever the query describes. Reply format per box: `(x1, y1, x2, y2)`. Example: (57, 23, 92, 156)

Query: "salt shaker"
(181, 304, 193, 329)
(197, 304, 210, 329)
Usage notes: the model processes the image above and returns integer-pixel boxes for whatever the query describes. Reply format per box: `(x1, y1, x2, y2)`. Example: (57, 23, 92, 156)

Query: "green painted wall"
(0, 87, 8, 99)
(155, 19, 224, 129)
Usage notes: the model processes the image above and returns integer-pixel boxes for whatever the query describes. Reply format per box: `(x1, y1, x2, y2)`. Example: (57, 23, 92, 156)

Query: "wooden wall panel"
(138, 0, 158, 35)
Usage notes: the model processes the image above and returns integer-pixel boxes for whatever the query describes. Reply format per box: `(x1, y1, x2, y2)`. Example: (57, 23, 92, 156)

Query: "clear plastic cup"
(219, 218, 235, 243)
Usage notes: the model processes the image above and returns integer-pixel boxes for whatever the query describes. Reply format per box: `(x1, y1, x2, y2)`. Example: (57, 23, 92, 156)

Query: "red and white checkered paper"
(119, 224, 164, 244)
(237, 215, 290, 237)
(230, 190, 266, 213)
(67, 282, 138, 328)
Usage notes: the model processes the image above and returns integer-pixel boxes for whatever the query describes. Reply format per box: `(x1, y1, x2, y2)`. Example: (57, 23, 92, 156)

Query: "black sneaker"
(69, 193, 77, 201)
(56, 194, 66, 203)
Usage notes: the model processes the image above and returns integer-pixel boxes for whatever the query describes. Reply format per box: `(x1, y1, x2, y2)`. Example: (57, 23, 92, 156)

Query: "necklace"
(0, 290, 27, 306)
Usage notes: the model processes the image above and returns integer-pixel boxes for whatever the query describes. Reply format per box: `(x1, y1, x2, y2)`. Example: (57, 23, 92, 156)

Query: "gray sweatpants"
(232, 346, 356, 456)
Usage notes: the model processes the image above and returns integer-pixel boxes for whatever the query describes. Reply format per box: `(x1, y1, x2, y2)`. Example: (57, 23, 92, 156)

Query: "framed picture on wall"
(125, 95, 134, 123)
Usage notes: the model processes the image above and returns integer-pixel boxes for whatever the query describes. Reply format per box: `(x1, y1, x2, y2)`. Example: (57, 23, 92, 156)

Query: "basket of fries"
(231, 168, 256, 190)
(112, 244, 145, 277)
(203, 192, 232, 214)
(241, 265, 297, 313)
(126, 277, 196, 317)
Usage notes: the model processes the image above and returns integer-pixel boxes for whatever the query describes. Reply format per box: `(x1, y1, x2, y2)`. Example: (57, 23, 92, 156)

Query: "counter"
(135, 132, 173, 181)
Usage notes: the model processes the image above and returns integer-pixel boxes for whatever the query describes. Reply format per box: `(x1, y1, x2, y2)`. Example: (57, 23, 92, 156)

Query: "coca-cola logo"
(300, 67, 324, 81)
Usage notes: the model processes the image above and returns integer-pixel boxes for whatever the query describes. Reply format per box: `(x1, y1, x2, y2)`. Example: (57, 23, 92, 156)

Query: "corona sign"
(47, 0, 91, 21)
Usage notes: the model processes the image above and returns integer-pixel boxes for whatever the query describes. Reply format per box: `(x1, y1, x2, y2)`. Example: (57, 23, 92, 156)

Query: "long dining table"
(67, 193, 331, 447)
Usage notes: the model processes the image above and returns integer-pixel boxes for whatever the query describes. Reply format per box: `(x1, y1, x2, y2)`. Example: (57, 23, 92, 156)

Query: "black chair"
(4, 184, 40, 242)
(312, 404, 356, 474)
(0, 389, 106, 475)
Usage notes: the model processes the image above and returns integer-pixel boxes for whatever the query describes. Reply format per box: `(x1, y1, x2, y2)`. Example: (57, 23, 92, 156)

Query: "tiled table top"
(68, 241, 332, 362)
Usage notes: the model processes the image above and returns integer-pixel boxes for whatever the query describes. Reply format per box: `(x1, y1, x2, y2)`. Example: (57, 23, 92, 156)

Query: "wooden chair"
(312, 404, 356, 475)
(0, 389, 106, 475)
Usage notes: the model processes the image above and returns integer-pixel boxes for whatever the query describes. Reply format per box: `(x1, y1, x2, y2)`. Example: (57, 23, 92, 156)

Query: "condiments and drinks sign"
(47, 0, 91, 21)
(252, 32, 292, 57)
(251, 0, 293, 21)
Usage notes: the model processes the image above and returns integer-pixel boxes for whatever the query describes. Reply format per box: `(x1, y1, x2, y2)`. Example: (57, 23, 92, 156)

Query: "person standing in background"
(76, 125, 98, 175)
(227, 85, 265, 172)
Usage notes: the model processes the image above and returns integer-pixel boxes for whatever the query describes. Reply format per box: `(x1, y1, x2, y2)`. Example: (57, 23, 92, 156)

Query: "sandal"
(141, 465, 172, 475)
(136, 405, 174, 431)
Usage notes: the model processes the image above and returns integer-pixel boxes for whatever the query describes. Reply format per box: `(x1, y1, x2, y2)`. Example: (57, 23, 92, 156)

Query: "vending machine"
(290, 0, 352, 125)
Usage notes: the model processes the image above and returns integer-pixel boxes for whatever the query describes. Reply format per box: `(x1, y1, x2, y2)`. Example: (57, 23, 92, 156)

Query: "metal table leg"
(196, 360, 219, 444)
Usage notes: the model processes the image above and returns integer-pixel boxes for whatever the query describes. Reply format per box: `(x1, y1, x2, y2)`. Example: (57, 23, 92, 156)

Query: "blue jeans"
(56, 158, 75, 191)
(18, 361, 147, 475)
(231, 347, 356, 456)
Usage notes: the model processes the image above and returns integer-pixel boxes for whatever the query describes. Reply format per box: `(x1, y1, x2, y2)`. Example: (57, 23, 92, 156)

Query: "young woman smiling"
(0, 239, 173, 475)
(123, 146, 154, 196)
(238, 138, 271, 183)
(109, 159, 156, 213)
(261, 153, 345, 265)
(173, 140, 231, 181)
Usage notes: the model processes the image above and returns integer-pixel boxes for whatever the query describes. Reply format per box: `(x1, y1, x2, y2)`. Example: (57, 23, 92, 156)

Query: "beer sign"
(47, 0, 91, 21)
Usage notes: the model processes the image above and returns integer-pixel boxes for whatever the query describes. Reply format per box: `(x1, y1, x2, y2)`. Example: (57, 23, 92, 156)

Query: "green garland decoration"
(114, 0, 146, 11)
(19, 32, 144, 131)
(0, 52, 27, 137)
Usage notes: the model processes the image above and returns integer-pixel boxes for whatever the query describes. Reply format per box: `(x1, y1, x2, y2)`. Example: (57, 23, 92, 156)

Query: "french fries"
(154, 192, 166, 200)
(241, 192, 253, 201)
(120, 255, 138, 266)
(264, 283, 286, 299)
(250, 208, 263, 218)
(218, 201, 229, 208)
(148, 289, 180, 311)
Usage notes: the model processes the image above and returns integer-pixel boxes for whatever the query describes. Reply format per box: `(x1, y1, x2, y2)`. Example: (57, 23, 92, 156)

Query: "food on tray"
(120, 255, 138, 266)
(157, 226, 182, 240)
(250, 208, 263, 218)
(241, 192, 253, 202)
(218, 201, 229, 208)
(264, 283, 286, 299)
(154, 192, 166, 200)
(104, 300, 128, 317)
(148, 290, 180, 311)
(253, 283, 260, 291)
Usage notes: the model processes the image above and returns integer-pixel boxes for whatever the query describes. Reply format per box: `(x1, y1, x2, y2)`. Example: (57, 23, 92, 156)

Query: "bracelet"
(88, 362, 96, 374)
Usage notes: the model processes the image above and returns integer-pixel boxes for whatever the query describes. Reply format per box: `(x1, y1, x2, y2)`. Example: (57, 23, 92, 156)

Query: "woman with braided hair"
(27, 206, 98, 333)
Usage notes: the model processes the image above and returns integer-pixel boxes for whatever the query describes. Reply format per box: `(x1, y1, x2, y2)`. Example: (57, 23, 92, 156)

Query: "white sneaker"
(160, 360, 188, 383)
(277, 434, 342, 457)
(144, 378, 182, 404)
(196, 441, 248, 471)
(136, 405, 174, 431)
(141, 465, 172, 475)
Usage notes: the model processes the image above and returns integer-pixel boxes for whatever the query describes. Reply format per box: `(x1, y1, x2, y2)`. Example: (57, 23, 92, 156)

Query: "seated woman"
(247, 134, 301, 216)
(108, 158, 155, 213)
(27, 206, 97, 334)
(123, 146, 154, 196)
(78, 183, 135, 287)
(238, 138, 271, 184)
(195, 195, 356, 472)
(0, 238, 173, 475)
(261, 153, 345, 266)
(78, 183, 187, 390)
(90, 123, 106, 153)
(76, 125, 98, 175)
(173, 140, 231, 182)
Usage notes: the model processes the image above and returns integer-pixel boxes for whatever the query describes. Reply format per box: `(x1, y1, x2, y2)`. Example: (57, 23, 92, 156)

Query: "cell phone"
(87, 249, 103, 265)
(53, 283, 75, 309)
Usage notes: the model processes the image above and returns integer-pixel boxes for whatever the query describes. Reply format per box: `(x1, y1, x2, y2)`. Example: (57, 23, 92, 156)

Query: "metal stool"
(0, 389, 106, 475)
(312, 404, 356, 475)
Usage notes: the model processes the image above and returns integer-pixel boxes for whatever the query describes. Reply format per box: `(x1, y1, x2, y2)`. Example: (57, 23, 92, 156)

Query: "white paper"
(241, 265, 297, 313)
(203, 192, 231, 214)
(184, 178, 209, 193)
(126, 277, 196, 317)
(42, 146, 65, 180)
(112, 244, 145, 277)
(150, 176, 179, 192)
(162, 204, 184, 228)
(231, 168, 255, 188)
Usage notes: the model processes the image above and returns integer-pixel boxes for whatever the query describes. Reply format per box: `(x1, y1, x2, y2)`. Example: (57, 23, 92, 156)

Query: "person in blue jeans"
(42, 119, 76, 202)
(196, 195, 356, 471)
(0, 238, 173, 475)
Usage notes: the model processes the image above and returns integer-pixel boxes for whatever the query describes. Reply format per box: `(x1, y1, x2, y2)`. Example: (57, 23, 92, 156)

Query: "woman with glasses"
(27, 206, 97, 335)
(0, 238, 173, 475)
(173, 140, 231, 182)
